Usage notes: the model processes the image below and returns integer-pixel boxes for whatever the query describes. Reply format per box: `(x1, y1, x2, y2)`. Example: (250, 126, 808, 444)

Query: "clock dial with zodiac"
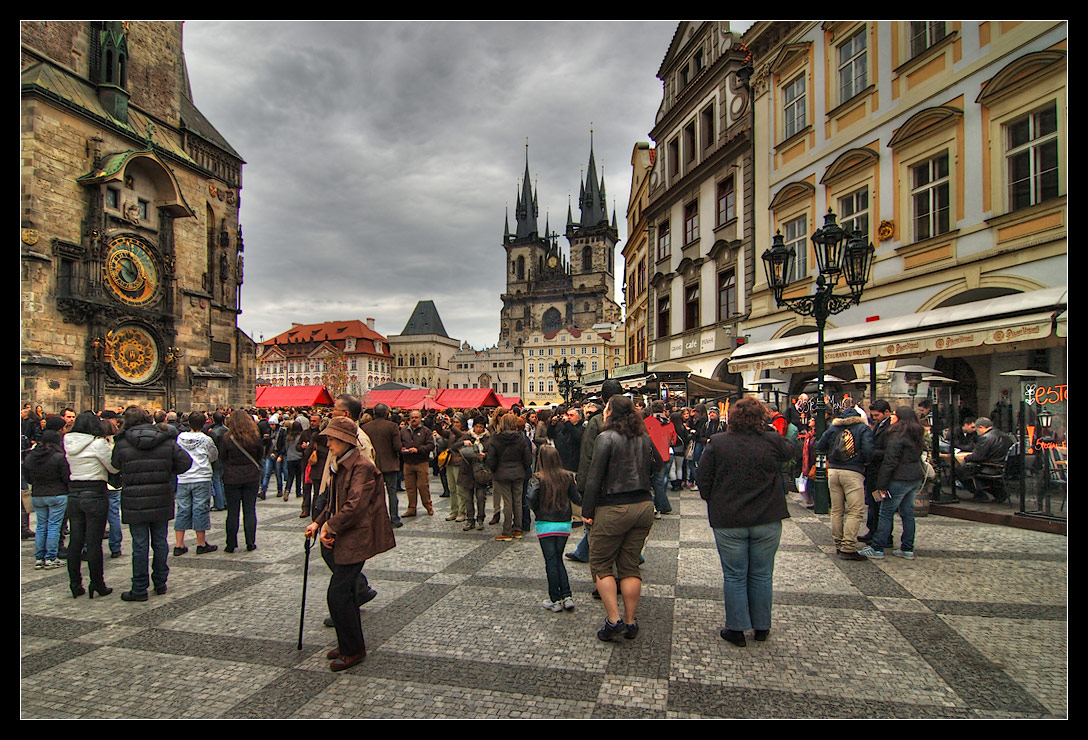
(104, 236, 162, 307)
(109, 326, 160, 384)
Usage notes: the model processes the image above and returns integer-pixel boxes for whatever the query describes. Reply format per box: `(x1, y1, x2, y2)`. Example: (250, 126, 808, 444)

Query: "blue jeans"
(175, 480, 212, 532)
(129, 520, 169, 595)
(652, 464, 671, 513)
(539, 535, 572, 602)
(713, 520, 782, 632)
(32, 495, 67, 560)
(211, 471, 226, 510)
(872, 479, 920, 553)
(108, 491, 122, 555)
(261, 456, 282, 494)
(571, 528, 590, 561)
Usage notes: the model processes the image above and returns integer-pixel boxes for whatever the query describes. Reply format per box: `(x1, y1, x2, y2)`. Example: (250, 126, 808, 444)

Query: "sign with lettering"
(700, 330, 716, 353)
(581, 370, 608, 384)
(670, 339, 684, 358)
(612, 362, 647, 379)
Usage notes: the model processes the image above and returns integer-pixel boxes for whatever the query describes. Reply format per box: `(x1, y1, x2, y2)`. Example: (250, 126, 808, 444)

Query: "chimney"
(366, 317, 375, 330)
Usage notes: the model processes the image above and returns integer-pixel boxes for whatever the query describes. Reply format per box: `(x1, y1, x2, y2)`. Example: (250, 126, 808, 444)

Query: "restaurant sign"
(612, 362, 647, 380)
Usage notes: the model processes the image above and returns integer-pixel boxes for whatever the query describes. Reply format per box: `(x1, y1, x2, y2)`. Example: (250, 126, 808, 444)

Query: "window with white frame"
(911, 153, 950, 240)
(783, 215, 808, 282)
(1006, 103, 1059, 211)
(718, 269, 736, 320)
(783, 75, 806, 139)
(909, 22, 946, 59)
(838, 29, 867, 102)
(838, 187, 870, 240)
(657, 220, 671, 261)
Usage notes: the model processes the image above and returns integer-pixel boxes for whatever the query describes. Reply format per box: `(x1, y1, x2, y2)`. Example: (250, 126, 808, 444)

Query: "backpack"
(829, 426, 859, 464)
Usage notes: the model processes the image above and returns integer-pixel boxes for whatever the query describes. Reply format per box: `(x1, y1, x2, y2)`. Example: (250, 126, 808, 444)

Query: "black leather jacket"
(581, 431, 663, 519)
(965, 428, 1012, 467)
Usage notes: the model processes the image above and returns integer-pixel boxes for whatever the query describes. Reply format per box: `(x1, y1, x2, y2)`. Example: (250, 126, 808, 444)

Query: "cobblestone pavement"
(21, 478, 1067, 718)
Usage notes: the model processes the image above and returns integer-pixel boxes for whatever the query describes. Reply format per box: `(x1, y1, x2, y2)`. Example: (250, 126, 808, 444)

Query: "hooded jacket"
(63, 432, 118, 490)
(176, 430, 219, 483)
(111, 423, 193, 523)
(485, 430, 532, 483)
(23, 441, 70, 498)
(815, 411, 874, 474)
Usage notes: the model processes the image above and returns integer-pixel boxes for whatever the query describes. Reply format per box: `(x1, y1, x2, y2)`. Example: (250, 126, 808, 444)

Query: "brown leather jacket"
(315, 448, 395, 565)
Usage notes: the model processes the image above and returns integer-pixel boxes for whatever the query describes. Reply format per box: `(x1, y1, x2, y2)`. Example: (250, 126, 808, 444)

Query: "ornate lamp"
(811, 208, 848, 277)
(761, 230, 794, 302)
(843, 229, 876, 302)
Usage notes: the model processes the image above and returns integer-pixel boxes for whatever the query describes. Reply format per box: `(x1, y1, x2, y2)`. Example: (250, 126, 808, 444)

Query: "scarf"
(318, 442, 359, 498)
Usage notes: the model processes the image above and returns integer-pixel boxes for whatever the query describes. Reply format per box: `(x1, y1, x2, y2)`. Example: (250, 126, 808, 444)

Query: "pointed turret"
(504, 206, 511, 241)
(580, 133, 608, 228)
(515, 147, 538, 239)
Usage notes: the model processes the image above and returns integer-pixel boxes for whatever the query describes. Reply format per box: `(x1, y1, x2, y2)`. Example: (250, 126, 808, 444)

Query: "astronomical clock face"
(109, 326, 159, 384)
(104, 236, 162, 308)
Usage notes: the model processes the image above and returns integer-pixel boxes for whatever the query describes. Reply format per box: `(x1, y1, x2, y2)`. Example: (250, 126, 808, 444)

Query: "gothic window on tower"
(542, 307, 562, 334)
(517, 255, 525, 280)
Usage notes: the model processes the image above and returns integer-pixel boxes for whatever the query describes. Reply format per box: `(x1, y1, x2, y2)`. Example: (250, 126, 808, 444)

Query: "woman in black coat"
(696, 397, 797, 647)
(858, 407, 926, 560)
(485, 412, 532, 540)
(217, 411, 264, 553)
(22, 430, 69, 570)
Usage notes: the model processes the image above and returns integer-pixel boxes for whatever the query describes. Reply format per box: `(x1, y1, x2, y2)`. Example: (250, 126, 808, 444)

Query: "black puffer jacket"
(874, 431, 926, 490)
(485, 431, 532, 483)
(23, 443, 70, 498)
(112, 423, 192, 524)
(581, 431, 662, 519)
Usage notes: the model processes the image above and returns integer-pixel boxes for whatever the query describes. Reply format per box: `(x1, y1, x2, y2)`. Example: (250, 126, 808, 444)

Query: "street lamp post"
(551, 358, 585, 404)
(762, 209, 876, 514)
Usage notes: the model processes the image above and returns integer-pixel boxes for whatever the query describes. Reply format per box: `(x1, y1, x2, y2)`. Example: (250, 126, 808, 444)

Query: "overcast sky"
(183, 21, 753, 349)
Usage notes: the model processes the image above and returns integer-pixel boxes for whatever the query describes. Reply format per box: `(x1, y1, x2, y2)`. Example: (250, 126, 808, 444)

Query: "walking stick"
(298, 533, 313, 650)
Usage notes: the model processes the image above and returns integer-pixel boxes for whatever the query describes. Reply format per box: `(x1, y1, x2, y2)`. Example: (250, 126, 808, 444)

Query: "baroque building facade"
(449, 341, 522, 397)
(731, 21, 1066, 422)
(645, 21, 754, 381)
(622, 142, 653, 364)
(21, 21, 255, 413)
(521, 323, 625, 406)
(257, 319, 392, 397)
(499, 144, 622, 346)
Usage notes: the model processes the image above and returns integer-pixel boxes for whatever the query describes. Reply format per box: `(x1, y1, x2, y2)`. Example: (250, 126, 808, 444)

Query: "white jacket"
(64, 432, 118, 482)
(176, 431, 219, 483)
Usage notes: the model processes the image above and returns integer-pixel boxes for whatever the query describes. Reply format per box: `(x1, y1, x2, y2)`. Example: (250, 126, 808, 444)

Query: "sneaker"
(445, 514, 458, 521)
(654, 511, 662, 520)
(512, 530, 523, 539)
(562, 596, 575, 611)
(624, 621, 639, 639)
(173, 546, 188, 557)
(44, 559, 63, 569)
(837, 550, 868, 561)
(857, 546, 884, 559)
(462, 521, 476, 531)
(196, 543, 218, 555)
(550, 600, 564, 612)
(494, 534, 513, 542)
(892, 549, 915, 560)
(455, 516, 466, 522)
(34, 560, 44, 570)
(542, 598, 557, 611)
(597, 619, 627, 641)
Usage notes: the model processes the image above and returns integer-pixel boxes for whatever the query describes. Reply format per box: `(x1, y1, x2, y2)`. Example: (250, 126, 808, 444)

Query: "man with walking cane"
(304, 418, 395, 671)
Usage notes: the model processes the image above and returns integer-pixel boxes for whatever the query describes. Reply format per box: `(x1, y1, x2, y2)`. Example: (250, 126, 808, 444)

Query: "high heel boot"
(71, 584, 86, 598)
(89, 583, 113, 599)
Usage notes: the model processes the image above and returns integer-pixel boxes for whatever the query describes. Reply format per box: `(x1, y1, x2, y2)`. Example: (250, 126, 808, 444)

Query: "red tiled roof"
(261, 320, 391, 357)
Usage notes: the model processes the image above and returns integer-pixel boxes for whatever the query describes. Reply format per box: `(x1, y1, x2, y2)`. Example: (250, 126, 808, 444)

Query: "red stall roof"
(255, 385, 333, 408)
(495, 395, 522, 409)
(362, 389, 434, 409)
(433, 388, 501, 408)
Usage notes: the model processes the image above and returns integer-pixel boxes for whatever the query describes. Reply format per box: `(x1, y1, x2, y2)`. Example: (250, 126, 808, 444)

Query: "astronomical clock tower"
(21, 21, 256, 412)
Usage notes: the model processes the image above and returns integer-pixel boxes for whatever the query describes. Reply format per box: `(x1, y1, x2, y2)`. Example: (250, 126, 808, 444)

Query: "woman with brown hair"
(526, 445, 581, 611)
(485, 412, 532, 540)
(217, 409, 263, 553)
(696, 397, 797, 647)
(582, 395, 662, 641)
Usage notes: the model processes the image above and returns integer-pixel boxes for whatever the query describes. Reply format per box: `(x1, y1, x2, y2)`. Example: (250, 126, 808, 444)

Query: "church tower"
(566, 133, 620, 329)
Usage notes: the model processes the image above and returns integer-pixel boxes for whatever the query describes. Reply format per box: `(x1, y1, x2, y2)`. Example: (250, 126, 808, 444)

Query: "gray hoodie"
(176, 431, 219, 483)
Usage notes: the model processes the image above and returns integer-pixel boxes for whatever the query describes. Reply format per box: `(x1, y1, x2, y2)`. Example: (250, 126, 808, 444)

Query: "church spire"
(580, 127, 607, 228)
(515, 141, 538, 239)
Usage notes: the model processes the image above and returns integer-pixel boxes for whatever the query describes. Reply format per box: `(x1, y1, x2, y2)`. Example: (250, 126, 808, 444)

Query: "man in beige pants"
(815, 407, 874, 561)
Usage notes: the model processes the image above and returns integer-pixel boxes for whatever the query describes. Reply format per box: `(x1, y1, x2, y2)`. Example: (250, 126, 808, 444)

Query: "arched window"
(582, 246, 592, 272)
(517, 255, 525, 280)
(421, 354, 428, 366)
(409, 355, 415, 366)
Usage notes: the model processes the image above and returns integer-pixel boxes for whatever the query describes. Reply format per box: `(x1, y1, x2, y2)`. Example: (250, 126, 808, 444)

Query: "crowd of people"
(22, 384, 965, 667)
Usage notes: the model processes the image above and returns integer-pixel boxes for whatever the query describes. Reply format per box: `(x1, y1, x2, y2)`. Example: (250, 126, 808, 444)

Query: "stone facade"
(21, 21, 253, 413)
(258, 319, 392, 397)
(449, 341, 522, 397)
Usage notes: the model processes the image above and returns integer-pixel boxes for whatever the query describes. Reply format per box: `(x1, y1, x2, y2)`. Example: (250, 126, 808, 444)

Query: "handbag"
(437, 449, 451, 467)
(796, 476, 807, 493)
(684, 438, 696, 460)
(472, 461, 493, 487)
(307, 449, 318, 466)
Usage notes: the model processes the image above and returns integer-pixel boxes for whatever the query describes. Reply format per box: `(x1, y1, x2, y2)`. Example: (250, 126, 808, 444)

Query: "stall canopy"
(255, 385, 333, 408)
(728, 286, 1067, 374)
(363, 389, 432, 409)
(433, 388, 502, 408)
(495, 395, 522, 409)
(687, 374, 738, 398)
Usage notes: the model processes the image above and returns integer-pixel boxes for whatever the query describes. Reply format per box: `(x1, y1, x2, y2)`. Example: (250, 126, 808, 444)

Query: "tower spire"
(514, 140, 539, 239)
(580, 127, 607, 228)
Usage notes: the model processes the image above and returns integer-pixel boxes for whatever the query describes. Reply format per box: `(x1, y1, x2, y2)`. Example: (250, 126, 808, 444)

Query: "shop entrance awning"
(728, 287, 1067, 374)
